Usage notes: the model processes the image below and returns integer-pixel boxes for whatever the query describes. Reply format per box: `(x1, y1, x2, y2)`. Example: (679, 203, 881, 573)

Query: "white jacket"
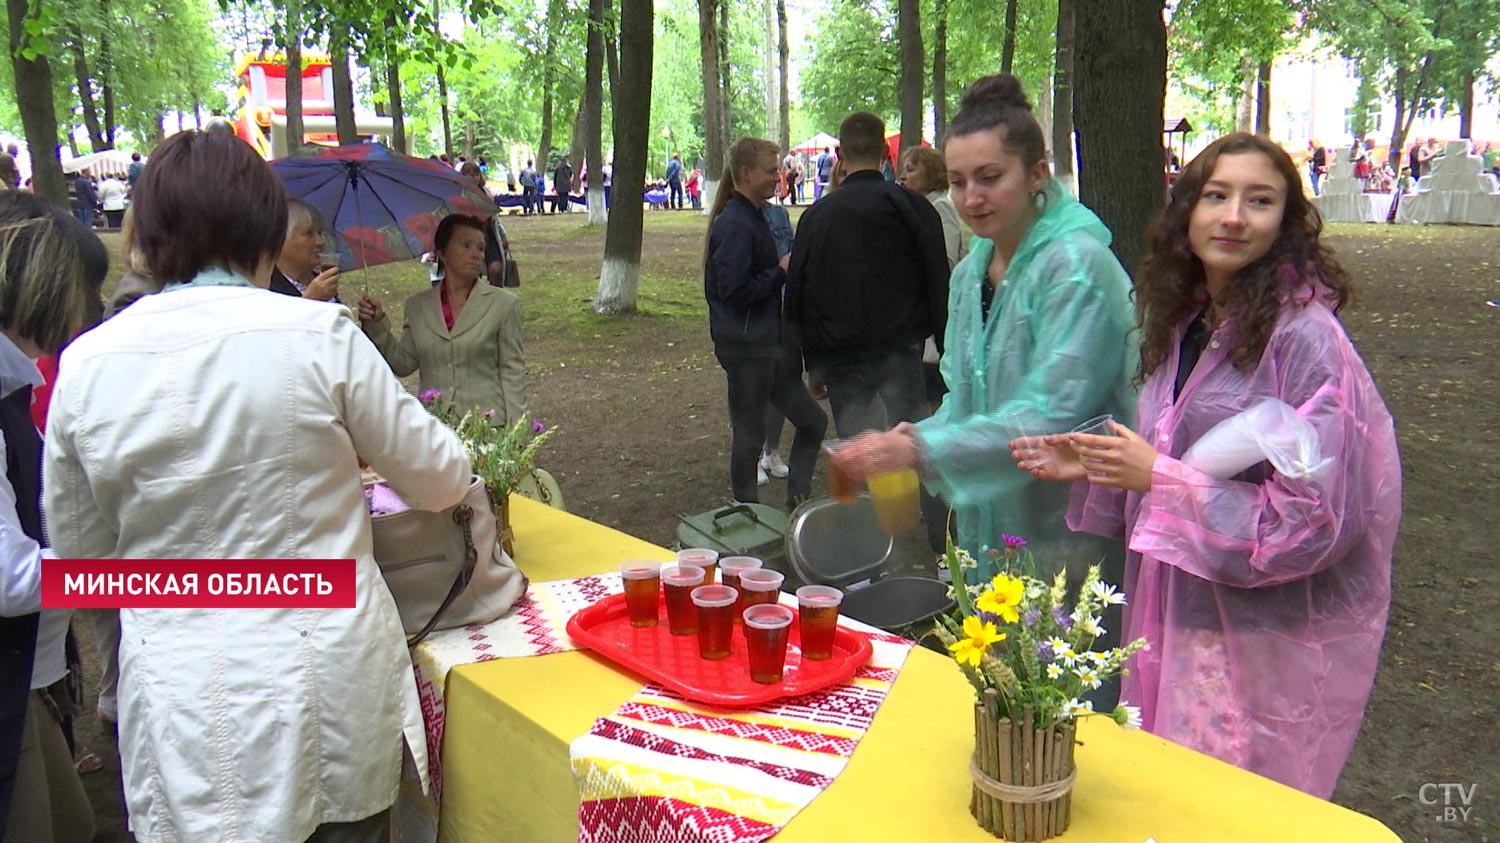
(43, 285, 471, 843)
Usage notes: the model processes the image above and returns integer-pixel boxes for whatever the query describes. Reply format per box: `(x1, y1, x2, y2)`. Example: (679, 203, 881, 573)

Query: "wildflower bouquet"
(420, 390, 556, 506)
(932, 535, 1148, 730)
(933, 536, 1148, 840)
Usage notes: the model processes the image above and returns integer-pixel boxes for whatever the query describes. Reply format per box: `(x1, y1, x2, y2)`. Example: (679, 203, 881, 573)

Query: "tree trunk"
(437, 61, 454, 161)
(897, 0, 923, 161)
(597, 0, 653, 314)
(1254, 60, 1271, 135)
(1458, 68, 1474, 139)
(1073, 0, 1166, 279)
(465, 119, 475, 160)
(585, 0, 608, 224)
(99, 0, 115, 145)
(606, 25, 620, 117)
(538, 0, 565, 167)
(718, 0, 731, 147)
(384, 12, 407, 153)
(1235, 55, 1254, 133)
(932, 0, 948, 144)
(777, 0, 790, 152)
(699, 0, 725, 210)
(9, 0, 66, 205)
(569, 97, 587, 182)
(283, 0, 304, 155)
(1388, 64, 1407, 169)
(1051, 0, 1074, 187)
(763, 0, 776, 143)
(1001, 0, 1018, 73)
(330, 26, 359, 145)
(69, 25, 108, 151)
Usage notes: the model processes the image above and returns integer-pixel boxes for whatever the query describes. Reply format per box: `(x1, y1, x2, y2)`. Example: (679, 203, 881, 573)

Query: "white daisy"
(1045, 663, 1064, 680)
(1114, 703, 1142, 730)
(1091, 581, 1128, 606)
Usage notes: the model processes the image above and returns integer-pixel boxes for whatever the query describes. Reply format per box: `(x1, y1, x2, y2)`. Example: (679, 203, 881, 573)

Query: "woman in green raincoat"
(836, 73, 1136, 589)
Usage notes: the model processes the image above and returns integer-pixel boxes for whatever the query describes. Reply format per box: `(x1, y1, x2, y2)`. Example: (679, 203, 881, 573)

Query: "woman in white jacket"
(43, 131, 472, 843)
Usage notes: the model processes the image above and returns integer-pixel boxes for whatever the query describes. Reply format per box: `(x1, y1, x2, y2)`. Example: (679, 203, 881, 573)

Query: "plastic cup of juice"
(796, 585, 844, 661)
(719, 556, 764, 622)
(619, 560, 661, 628)
(677, 548, 720, 583)
(737, 568, 785, 613)
(661, 564, 706, 635)
(691, 584, 738, 660)
(743, 604, 795, 683)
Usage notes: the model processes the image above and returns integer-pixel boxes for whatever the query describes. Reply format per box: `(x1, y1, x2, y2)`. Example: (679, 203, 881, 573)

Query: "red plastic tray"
(566, 592, 873, 708)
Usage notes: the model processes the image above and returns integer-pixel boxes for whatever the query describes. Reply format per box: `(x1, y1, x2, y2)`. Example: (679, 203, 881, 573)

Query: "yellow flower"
(975, 573, 1026, 623)
(948, 615, 1006, 667)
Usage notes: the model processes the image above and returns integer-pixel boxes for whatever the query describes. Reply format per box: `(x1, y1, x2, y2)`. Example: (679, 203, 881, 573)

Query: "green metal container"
(675, 503, 795, 584)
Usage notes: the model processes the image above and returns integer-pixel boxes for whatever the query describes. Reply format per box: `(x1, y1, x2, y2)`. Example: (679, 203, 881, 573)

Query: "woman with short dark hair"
(358, 213, 528, 425)
(42, 130, 472, 843)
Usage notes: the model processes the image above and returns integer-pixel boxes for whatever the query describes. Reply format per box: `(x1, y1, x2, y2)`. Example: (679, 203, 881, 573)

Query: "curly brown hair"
(1136, 132, 1353, 383)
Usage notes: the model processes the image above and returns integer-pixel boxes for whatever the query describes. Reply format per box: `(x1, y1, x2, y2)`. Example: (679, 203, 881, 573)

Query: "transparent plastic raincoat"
(1068, 280, 1400, 799)
(916, 180, 1136, 582)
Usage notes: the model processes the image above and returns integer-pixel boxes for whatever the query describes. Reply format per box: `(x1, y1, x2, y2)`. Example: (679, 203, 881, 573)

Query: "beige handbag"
(372, 476, 529, 647)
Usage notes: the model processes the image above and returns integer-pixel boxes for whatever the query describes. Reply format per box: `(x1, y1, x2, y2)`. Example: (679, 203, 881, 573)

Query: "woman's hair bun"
(960, 74, 1031, 113)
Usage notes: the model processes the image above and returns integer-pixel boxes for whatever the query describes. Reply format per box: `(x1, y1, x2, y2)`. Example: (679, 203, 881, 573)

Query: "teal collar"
(163, 266, 259, 293)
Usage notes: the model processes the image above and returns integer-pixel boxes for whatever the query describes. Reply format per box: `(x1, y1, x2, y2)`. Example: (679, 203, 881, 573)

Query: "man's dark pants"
(821, 346, 950, 553)
(715, 344, 827, 508)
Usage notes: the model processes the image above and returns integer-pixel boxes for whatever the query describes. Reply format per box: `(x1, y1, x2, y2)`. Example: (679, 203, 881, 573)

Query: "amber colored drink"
(622, 571, 660, 628)
(692, 585, 738, 660)
(737, 568, 785, 614)
(677, 549, 720, 583)
(825, 443, 858, 504)
(743, 604, 794, 683)
(796, 585, 844, 661)
(719, 557, 764, 623)
(661, 565, 706, 635)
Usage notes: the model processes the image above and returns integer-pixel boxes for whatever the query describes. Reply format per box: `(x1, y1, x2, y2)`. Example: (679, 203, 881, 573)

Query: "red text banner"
(42, 559, 358, 609)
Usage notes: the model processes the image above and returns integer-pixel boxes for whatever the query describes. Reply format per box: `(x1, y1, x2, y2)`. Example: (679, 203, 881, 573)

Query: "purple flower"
(1002, 534, 1028, 556)
(483, 410, 495, 419)
(419, 389, 443, 403)
(531, 420, 546, 434)
(1022, 608, 1040, 628)
(1052, 606, 1074, 632)
(1035, 642, 1054, 664)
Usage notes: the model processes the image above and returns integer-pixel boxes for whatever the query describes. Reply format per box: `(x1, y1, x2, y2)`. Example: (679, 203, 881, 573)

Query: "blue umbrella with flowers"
(269, 142, 498, 272)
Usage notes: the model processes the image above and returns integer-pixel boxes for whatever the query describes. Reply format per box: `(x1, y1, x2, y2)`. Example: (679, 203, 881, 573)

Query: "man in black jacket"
(786, 112, 949, 439)
(705, 138, 827, 508)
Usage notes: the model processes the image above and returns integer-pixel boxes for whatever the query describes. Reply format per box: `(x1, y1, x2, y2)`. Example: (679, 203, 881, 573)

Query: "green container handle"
(711, 503, 761, 531)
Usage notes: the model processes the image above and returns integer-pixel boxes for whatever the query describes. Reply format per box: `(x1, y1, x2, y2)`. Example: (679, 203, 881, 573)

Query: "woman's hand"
(1069, 420, 1159, 493)
(303, 267, 340, 302)
(1012, 433, 1087, 483)
(357, 295, 385, 325)
(834, 424, 921, 482)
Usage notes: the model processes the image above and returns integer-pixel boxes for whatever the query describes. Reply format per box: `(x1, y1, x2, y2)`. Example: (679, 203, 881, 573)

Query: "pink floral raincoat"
(1068, 281, 1400, 799)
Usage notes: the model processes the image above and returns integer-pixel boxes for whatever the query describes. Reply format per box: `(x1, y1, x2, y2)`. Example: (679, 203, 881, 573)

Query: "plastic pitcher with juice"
(866, 467, 920, 535)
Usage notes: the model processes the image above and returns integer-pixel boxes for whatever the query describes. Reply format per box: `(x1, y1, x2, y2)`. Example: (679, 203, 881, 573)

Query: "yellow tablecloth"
(437, 497, 1399, 843)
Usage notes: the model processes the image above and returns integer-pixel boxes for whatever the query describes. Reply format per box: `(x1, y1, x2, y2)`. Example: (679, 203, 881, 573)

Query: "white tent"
(61, 149, 137, 179)
(791, 132, 839, 155)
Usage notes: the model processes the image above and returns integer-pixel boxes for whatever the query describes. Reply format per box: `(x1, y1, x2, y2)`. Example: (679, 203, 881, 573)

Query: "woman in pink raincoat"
(1018, 132, 1400, 799)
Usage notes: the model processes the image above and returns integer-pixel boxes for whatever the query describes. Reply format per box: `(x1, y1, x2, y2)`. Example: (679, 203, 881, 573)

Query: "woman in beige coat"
(358, 214, 527, 425)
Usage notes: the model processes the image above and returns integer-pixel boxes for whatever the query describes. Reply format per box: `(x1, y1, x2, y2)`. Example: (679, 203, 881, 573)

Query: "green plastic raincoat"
(916, 180, 1137, 582)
